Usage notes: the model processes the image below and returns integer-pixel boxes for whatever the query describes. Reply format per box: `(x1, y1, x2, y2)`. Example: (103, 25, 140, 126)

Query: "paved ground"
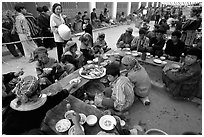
(2, 21, 202, 135)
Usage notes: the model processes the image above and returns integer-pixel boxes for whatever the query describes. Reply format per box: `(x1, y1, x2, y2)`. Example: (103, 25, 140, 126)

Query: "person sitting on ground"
(79, 33, 95, 63)
(131, 28, 150, 52)
(35, 47, 75, 84)
(146, 24, 160, 39)
(149, 28, 166, 57)
(82, 17, 93, 37)
(164, 30, 185, 62)
(116, 27, 134, 49)
(91, 44, 104, 58)
(121, 55, 151, 105)
(2, 75, 78, 135)
(159, 18, 170, 34)
(94, 32, 111, 52)
(2, 70, 24, 109)
(61, 41, 84, 70)
(100, 63, 135, 112)
(140, 22, 150, 32)
(162, 47, 202, 100)
(119, 12, 126, 24)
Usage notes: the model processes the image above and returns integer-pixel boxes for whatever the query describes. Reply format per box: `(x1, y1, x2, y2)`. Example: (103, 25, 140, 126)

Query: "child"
(92, 44, 104, 57)
(94, 32, 110, 52)
(100, 63, 135, 112)
(162, 47, 202, 100)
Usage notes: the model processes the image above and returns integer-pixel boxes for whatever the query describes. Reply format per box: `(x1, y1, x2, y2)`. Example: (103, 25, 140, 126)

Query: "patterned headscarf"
(121, 55, 141, 71)
(12, 75, 40, 104)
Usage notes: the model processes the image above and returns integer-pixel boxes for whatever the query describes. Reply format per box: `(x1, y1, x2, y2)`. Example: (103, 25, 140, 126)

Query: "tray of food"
(79, 64, 106, 79)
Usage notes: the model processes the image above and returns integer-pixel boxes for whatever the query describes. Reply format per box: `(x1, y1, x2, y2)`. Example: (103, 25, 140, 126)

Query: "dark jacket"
(162, 63, 201, 98)
(149, 37, 165, 56)
(61, 51, 79, 69)
(165, 39, 185, 59)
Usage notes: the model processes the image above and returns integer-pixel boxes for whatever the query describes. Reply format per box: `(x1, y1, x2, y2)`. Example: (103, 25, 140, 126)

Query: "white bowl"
(58, 24, 71, 40)
(160, 56, 166, 61)
(86, 115, 98, 126)
(68, 125, 84, 135)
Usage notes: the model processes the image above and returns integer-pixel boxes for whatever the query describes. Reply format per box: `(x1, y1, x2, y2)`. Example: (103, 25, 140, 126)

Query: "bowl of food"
(64, 110, 75, 119)
(79, 113, 87, 125)
(55, 119, 71, 133)
(86, 115, 98, 126)
(68, 125, 84, 135)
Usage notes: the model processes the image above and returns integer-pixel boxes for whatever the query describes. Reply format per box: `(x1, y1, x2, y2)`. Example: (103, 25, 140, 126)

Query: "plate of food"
(55, 119, 71, 132)
(79, 65, 106, 79)
(99, 115, 116, 131)
(153, 59, 162, 64)
(69, 77, 81, 84)
(68, 125, 84, 135)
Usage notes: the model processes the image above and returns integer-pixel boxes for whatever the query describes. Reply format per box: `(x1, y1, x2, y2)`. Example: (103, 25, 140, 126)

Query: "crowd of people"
(2, 2, 202, 135)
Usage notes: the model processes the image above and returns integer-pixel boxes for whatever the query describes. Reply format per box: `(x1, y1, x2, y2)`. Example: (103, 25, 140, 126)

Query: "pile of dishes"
(55, 110, 87, 134)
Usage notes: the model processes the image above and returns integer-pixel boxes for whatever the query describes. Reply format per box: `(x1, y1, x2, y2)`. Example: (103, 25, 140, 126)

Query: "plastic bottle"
(141, 52, 146, 60)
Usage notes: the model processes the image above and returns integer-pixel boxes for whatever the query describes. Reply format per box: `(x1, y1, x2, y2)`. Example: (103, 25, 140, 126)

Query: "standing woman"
(50, 3, 65, 62)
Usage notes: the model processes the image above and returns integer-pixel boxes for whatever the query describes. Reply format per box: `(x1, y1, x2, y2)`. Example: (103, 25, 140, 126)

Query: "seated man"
(34, 47, 75, 84)
(116, 27, 134, 49)
(164, 30, 185, 62)
(121, 55, 151, 105)
(162, 47, 202, 100)
(131, 28, 150, 52)
(149, 29, 166, 57)
(100, 63, 135, 112)
(61, 41, 84, 69)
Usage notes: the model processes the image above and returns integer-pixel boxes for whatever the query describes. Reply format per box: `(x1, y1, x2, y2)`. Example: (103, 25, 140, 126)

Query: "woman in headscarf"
(2, 75, 77, 135)
(96, 63, 135, 112)
(121, 55, 151, 105)
(61, 41, 84, 69)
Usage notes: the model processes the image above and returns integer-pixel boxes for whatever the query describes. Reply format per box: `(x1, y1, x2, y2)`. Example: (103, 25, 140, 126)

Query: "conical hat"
(58, 24, 71, 40)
